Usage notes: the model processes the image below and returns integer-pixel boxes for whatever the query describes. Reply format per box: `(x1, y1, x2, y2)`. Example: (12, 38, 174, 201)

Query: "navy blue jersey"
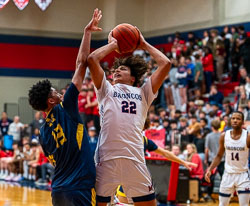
(143, 136, 158, 153)
(40, 83, 96, 192)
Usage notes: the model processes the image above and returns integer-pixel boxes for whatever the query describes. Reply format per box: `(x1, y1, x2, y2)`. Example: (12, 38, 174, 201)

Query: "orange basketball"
(112, 23, 140, 53)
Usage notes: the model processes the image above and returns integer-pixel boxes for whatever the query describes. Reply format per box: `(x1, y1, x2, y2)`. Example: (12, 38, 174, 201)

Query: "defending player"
(28, 9, 102, 206)
(205, 111, 250, 206)
(87, 27, 171, 205)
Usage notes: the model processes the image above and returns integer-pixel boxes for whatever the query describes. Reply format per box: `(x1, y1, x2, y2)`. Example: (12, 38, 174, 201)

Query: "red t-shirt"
(190, 153, 204, 180)
(202, 54, 214, 72)
(78, 95, 92, 114)
(0, 150, 7, 158)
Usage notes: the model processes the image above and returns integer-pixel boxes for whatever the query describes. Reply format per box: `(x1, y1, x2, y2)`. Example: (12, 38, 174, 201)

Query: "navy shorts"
(52, 188, 96, 206)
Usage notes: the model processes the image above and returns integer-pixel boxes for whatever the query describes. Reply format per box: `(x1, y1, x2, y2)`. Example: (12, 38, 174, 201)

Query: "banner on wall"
(34, 0, 52, 11)
(0, 0, 9, 9)
(13, 0, 29, 10)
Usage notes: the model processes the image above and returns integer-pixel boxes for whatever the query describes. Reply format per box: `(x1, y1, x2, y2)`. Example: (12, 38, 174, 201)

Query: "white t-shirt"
(95, 75, 157, 164)
(224, 129, 249, 173)
(8, 122, 24, 141)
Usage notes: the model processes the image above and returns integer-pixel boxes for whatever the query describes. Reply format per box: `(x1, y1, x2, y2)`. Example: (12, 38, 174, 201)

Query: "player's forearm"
(143, 42, 171, 70)
(73, 29, 92, 91)
(156, 147, 186, 166)
(76, 29, 91, 69)
(88, 41, 118, 64)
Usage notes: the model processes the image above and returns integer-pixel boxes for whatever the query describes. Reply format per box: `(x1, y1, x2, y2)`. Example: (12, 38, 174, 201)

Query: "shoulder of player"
(220, 132, 226, 141)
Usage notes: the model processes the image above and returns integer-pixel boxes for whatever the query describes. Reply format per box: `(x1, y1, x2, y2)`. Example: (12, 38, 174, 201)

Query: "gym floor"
(0, 181, 240, 206)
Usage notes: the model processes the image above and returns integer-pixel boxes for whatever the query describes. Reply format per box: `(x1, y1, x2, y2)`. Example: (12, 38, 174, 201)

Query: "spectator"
(193, 54, 204, 99)
(205, 119, 224, 198)
(29, 111, 44, 137)
(176, 56, 188, 112)
(187, 115, 201, 143)
(186, 143, 204, 180)
(208, 85, 224, 106)
(88, 126, 98, 158)
(202, 47, 214, 93)
(8, 116, 28, 142)
(0, 112, 12, 139)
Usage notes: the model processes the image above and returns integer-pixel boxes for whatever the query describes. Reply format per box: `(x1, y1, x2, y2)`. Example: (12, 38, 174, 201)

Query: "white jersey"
(224, 129, 249, 173)
(94, 75, 157, 164)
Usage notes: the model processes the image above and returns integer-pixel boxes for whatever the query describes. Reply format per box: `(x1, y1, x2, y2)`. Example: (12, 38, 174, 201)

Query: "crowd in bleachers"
(0, 24, 250, 197)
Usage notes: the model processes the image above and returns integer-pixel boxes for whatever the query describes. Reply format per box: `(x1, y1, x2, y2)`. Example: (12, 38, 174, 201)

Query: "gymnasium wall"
(1, 0, 250, 118)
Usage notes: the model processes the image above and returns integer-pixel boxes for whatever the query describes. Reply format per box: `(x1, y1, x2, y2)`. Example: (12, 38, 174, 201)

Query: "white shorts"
(96, 158, 154, 200)
(219, 171, 250, 196)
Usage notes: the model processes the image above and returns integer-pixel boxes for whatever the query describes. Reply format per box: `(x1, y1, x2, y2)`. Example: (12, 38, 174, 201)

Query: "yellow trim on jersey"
(117, 185, 127, 197)
(60, 102, 64, 108)
(91, 188, 96, 206)
(76, 123, 84, 150)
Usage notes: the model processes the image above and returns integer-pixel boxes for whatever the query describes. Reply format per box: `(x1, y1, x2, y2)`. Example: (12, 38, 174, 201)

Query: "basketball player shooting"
(87, 25, 171, 206)
(205, 111, 250, 206)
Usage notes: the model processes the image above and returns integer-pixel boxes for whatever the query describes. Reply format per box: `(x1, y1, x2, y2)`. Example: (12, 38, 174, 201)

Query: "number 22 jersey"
(95, 75, 157, 164)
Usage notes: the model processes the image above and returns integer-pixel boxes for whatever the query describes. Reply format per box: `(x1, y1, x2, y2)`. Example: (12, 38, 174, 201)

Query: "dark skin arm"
(205, 132, 225, 183)
(72, 9, 102, 92)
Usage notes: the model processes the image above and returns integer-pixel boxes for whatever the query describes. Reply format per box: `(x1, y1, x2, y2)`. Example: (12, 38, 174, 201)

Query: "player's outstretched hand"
(135, 27, 147, 50)
(204, 170, 211, 183)
(183, 161, 197, 171)
(85, 8, 102, 32)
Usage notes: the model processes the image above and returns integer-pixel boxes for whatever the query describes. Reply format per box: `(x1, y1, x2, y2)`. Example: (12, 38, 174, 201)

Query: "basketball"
(112, 23, 140, 53)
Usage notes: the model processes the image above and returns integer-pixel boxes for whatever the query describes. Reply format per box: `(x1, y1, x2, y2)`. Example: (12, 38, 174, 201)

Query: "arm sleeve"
(62, 83, 80, 122)
(95, 74, 113, 102)
(147, 139, 158, 152)
(141, 77, 158, 107)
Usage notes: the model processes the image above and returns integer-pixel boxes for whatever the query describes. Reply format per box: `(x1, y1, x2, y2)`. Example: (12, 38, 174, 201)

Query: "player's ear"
(48, 97, 55, 105)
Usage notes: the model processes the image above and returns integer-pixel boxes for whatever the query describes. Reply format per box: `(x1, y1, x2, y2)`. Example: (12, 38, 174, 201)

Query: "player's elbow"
(87, 54, 98, 69)
(161, 58, 171, 72)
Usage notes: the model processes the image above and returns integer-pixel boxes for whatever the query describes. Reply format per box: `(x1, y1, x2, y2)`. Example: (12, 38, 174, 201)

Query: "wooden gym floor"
(0, 181, 240, 206)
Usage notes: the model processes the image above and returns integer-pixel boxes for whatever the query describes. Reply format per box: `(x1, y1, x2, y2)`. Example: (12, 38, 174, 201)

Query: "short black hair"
(28, 79, 52, 111)
(232, 111, 244, 121)
(113, 55, 148, 86)
(200, 118, 208, 124)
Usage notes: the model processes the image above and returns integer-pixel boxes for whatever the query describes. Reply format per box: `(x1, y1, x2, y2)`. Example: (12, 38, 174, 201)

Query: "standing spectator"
(176, 56, 188, 112)
(8, 116, 28, 142)
(205, 120, 224, 198)
(169, 58, 181, 109)
(202, 47, 214, 93)
(215, 39, 225, 83)
(231, 38, 241, 81)
(29, 111, 44, 137)
(194, 54, 204, 99)
(0, 112, 12, 139)
(88, 126, 98, 158)
(78, 84, 89, 126)
(85, 87, 100, 134)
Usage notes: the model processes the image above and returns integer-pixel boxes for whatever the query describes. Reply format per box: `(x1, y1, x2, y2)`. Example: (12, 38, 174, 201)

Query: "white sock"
(4, 169, 8, 175)
(32, 175, 36, 180)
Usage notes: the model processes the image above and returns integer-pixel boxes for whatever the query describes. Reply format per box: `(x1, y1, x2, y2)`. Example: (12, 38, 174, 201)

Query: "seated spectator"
(0, 147, 14, 179)
(200, 118, 211, 138)
(187, 115, 201, 143)
(208, 85, 224, 107)
(6, 141, 24, 181)
(186, 143, 204, 180)
(171, 144, 185, 160)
